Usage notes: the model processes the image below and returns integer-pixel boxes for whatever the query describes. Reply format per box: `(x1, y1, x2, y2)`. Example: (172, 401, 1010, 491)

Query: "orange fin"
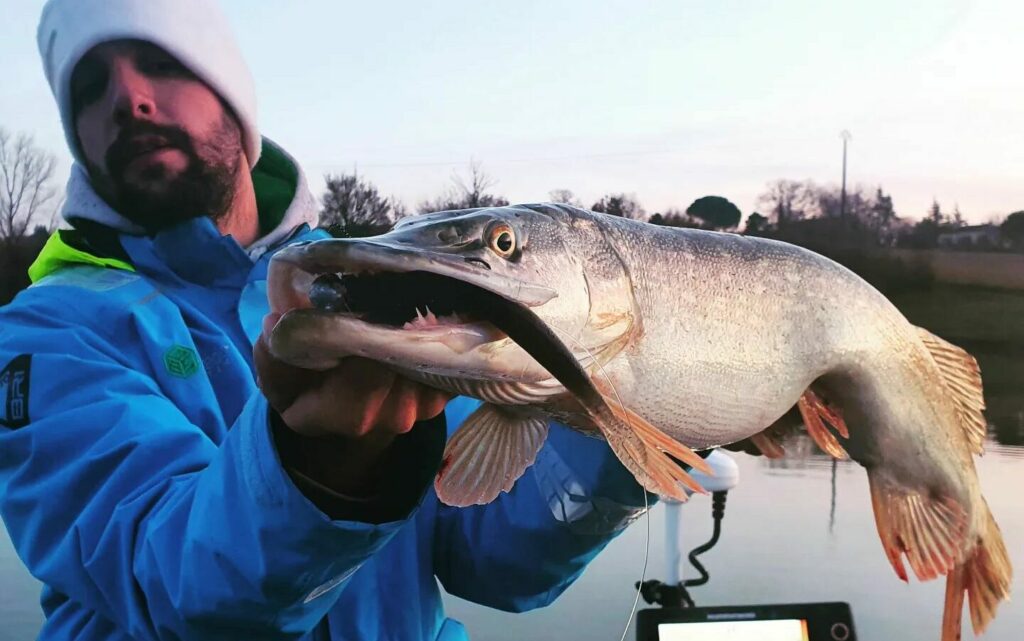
(867, 472, 969, 586)
(592, 379, 710, 500)
(959, 501, 1012, 636)
(916, 327, 987, 456)
(798, 389, 849, 459)
(749, 431, 787, 458)
(434, 404, 548, 507)
(942, 565, 966, 641)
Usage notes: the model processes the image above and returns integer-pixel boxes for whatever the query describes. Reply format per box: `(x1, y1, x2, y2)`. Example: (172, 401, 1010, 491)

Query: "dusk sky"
(1, 0, 1020, 224)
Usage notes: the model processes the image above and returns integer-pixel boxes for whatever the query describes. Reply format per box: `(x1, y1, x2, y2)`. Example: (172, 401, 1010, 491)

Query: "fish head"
(266, 203, 638, 387)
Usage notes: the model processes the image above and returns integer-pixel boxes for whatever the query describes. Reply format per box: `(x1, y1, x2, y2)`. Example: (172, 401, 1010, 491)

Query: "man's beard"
(89, 114, 243, 233)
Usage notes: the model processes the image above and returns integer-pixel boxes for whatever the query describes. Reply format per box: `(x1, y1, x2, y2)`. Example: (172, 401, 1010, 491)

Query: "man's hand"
(253, 314, 451, 498)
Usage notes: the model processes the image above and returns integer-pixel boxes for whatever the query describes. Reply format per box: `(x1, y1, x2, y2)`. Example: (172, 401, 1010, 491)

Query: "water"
(446, 433, 1024, 641)
(2, 436, 1021, 640)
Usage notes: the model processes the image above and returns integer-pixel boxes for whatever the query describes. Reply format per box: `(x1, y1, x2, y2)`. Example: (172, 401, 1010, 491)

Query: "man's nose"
(107, 62, 156, 126)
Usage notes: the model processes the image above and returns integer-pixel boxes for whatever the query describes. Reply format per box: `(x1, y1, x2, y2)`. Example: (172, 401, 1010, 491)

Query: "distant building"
(936, 224, 1006, 250)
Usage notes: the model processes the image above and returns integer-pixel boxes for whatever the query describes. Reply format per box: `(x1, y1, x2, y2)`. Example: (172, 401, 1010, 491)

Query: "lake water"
(2, 429, 1021, 641)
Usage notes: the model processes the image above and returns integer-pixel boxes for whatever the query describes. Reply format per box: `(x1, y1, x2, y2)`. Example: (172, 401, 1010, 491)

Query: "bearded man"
(0, 1, 652, 639)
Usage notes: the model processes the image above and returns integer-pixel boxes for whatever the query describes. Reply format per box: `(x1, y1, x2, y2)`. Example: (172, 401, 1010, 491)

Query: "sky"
(1, 0, 1021, 224)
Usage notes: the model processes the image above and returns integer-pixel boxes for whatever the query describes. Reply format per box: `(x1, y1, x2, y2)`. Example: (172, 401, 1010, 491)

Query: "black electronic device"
(636, 602, 856, 641)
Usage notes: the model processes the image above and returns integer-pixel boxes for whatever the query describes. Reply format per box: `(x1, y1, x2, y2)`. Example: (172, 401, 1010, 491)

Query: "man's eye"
(141, 57, 190, 77)
(70, 69, 107, 107)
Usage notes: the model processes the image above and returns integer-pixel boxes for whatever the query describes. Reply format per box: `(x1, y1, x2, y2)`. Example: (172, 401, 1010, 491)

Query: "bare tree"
(757, 179, 807, 227)
(418, 159, 509, 213)
(0, 128, 57, 247)
(548, 188, 582, 207)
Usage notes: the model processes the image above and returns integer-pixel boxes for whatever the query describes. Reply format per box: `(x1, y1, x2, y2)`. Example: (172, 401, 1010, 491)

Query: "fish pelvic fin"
(749, 431, 787, 459)
(797, 388, 850, 459)
(434, 404, 548, 507)
(592, 379, 711, 501)
(915, 327, 987, 456)
(867, 471, 969, 587)
(959, 501, 1012, 637)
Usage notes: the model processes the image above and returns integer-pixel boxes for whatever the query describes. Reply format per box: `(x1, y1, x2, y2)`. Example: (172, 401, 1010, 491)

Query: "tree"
(757, 180, 806, 227)
(418, 160, 509, 213)
(1001, 211, 1024, 249)
(743, 212, 771, 236)
(591, 193, 644, 219)
(0, 128, 57, 248)
(648, 208, 699, 228)
(548, 188, 582, 207)
(685, 195, 742, 230)
(320, 172, 396, 237)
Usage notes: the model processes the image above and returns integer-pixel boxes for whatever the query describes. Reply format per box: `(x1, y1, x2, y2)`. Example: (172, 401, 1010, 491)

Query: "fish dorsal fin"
(434, 404, 548, 507)
(915, 327, 987, 455)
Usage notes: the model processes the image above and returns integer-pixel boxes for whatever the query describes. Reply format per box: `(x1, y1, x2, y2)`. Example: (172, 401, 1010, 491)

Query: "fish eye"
(487, 223, 516, 258)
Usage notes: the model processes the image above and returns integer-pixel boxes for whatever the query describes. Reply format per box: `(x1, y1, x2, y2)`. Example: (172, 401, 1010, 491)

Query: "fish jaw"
(269, 235, 558, 311)
(269, 307, 552, 381)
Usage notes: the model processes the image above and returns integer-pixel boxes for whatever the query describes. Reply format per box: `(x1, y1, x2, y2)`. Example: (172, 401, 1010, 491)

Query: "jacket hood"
(59, 137, 319, 258)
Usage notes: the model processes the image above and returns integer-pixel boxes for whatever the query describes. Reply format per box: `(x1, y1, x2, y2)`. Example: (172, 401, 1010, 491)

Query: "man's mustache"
(106, 122, 195, 178)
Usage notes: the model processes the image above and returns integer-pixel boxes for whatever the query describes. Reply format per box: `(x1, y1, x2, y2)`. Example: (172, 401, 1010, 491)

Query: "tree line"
(3, 124, 1024, 305)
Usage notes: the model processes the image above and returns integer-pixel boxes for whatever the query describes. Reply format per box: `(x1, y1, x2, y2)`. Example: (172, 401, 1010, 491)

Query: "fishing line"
(543, 323, 651, 641)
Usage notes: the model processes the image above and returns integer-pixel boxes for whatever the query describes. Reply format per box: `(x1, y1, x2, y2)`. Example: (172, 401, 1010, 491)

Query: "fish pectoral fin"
(592, 379, 711, 501)
(797, 389, 849, 459)
(916, 327, 987, 456)
(434, 404, 548, 507)
(867, 471, 969, 587)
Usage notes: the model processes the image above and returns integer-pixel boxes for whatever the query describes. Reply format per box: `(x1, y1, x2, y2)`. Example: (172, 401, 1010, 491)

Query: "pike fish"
(266, 204, 1011, 640)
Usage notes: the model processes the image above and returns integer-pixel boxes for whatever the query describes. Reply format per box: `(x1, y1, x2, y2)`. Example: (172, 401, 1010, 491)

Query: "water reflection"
(991, 410, 1024, 448)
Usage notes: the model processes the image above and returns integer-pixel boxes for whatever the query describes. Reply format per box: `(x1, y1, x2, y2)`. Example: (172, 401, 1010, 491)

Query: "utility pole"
(840, 130, 851, 219)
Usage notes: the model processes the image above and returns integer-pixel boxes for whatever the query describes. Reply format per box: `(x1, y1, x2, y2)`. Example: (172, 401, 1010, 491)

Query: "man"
(0, 0, 652, 639)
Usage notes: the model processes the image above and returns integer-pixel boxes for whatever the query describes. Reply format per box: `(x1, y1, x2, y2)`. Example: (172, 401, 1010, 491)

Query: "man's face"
(72, 40, 244, 231)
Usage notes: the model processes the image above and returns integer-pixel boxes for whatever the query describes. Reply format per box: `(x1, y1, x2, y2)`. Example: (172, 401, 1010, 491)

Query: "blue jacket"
(0, 145, 649, 641)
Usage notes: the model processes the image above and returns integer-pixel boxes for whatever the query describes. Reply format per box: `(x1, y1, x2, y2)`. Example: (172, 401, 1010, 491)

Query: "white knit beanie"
(37, 0, 261, 168)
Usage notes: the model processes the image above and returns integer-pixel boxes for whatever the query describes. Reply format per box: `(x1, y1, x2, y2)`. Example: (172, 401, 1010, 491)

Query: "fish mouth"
(266, 238, 561, 377)
(289, 268, 511, 343)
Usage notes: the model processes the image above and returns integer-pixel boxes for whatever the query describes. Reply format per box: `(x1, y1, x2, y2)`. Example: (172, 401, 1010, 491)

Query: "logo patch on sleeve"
(163, 345, 199, 378)
(0, 354, 31, 429)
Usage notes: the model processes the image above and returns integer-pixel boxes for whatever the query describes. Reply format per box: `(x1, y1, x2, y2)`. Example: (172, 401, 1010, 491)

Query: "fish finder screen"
(658, 618, 810, 641)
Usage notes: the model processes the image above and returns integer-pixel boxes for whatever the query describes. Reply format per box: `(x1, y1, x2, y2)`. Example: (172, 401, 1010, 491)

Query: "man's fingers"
(418, 388, 451, 421)
(376, 378, 423, 435)
(282, 360, 396, 437)
(253, 335, 320, 413)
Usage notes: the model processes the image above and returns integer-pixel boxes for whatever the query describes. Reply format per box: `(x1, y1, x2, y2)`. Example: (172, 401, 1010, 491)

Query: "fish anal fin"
(434, 404, 548, 507)
(867, 472, 969, 591)
(916, 327, 987, 456)
(591, 379, 710, 500)
(797, 389, 849, 459)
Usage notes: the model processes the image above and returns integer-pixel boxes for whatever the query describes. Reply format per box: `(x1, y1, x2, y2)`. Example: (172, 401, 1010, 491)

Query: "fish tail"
(942, 565, 966, 641)
(949, 501, 1012, 638)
